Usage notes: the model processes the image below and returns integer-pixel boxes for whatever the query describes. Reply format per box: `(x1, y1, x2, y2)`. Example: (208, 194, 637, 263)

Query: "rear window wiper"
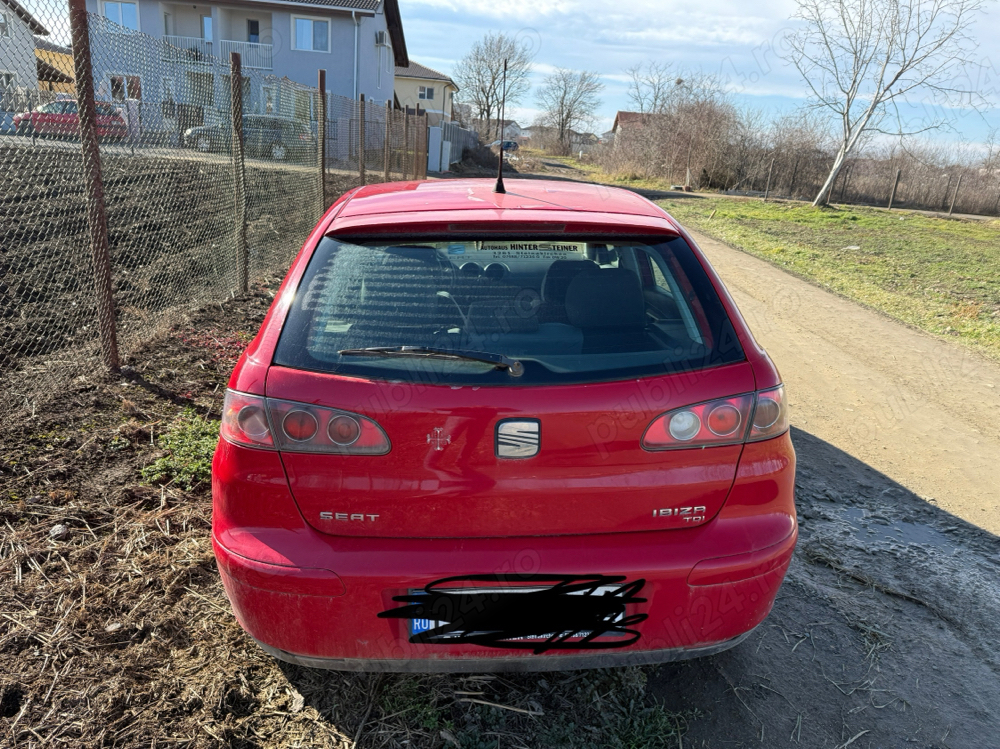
(338, 346, 525, 377)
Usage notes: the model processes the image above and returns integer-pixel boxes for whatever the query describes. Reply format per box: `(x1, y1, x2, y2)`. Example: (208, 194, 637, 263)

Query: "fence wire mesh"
(1, 2, 428, 414)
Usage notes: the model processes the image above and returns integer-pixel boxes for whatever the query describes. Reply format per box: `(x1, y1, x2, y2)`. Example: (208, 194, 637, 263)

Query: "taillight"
(221, 391, 275, 449)
(220, 390, 390, 455)
(747, 385, 789, 442)
(642, 386, 788, 451)
(266, 397, 390, 455)
(643, 394, 755, 450)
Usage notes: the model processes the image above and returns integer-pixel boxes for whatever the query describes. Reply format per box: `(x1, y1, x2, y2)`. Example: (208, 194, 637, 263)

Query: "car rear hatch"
(267, 234, 752, 539)
(268, 361, 753, 538)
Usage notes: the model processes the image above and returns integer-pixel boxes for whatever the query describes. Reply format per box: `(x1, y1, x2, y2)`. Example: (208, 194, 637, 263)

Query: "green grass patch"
(659, 197, 1000, 360)
(140, 408, 219, 491)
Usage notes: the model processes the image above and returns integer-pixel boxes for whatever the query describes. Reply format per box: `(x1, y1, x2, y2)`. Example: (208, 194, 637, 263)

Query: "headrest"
(565, 269, 646, 330)
(541, 260, 600, 304)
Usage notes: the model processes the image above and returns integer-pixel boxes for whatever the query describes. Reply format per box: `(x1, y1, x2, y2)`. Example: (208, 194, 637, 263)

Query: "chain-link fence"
(1, 1, 428, 415)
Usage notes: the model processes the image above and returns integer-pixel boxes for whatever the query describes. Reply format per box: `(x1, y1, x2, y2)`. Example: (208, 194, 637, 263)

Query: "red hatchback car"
(212, 179, 797, 672)
(13, 100, 127, 139)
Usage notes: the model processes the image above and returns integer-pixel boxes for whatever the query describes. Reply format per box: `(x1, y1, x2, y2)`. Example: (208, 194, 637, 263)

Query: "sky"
(399, 0, 1000, 144)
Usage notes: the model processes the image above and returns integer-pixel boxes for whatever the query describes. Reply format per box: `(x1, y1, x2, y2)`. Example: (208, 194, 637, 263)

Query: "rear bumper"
(212, 432, 797, 671)
(252, 628, 757, 673)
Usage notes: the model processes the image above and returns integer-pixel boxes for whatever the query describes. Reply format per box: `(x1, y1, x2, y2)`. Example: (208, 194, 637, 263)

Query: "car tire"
(271, 143, 287, 161)
(196, 136, 212, 153)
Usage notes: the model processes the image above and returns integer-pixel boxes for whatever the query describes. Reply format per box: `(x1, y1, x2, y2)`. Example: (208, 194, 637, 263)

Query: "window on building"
(0, 12, 10, 38)
(163, 12, 171, 36)
(247, 19, 260, 44)
(103, 2, 138, 31)
(293, 17, 328, 52)
(201, 15, 213, 41)
(419, 86, 435, 100)
(110, 74, 141, 101)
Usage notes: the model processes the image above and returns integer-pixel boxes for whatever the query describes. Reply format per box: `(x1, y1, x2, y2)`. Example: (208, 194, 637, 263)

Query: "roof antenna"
(494, 58, 508, 194)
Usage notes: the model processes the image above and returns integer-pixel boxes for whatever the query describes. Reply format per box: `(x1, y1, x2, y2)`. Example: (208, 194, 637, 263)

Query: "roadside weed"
(140, 408, 219, 490)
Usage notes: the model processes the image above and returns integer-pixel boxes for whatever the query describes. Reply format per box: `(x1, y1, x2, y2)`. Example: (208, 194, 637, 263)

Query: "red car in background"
(212, 178, 797, 672)
(13, 100, 127, 139)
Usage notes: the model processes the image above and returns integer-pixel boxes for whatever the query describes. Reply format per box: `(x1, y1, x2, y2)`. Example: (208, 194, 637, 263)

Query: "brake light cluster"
(642, 386, 788, 451)
(221, 390, 390, 455)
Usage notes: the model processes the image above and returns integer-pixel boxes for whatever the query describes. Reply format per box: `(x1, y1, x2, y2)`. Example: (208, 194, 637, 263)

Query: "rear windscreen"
(273, 237, 745, 385)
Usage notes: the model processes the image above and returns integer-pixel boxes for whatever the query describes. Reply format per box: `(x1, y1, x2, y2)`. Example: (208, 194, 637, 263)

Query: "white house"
(1, 0, 49, 95)
(394, 60, 456, 126)
(84, 0, 408, 108)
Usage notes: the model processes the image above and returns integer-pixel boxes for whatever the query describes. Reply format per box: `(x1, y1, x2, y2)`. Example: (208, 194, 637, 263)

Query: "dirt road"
(689, 229, 1000, 535)
(644, 230, 1000, 748)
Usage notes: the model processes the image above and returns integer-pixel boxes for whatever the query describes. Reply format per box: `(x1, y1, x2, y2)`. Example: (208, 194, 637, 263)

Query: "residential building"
(34, 37, 75, 93)
(394, 60, 455, 126)
(1, 0, 48, 94)
(83, 0, 407, 127)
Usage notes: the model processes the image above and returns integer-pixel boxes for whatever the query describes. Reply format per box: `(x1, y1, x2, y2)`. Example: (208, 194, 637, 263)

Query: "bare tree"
(782, 0, 988, 206)
(535, 68, 604, 155)
(453, 32, 534, 139)
(626, 62, 675, 113)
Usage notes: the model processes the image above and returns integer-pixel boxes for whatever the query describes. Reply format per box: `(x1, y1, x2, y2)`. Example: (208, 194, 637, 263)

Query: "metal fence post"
(317, 69, 327, 213)
(403, 111, 410, 180)
(763, 157, 775, 202)
(229, 52, 248, 293)
(358, 94, 366, 184)
(419, 113, 429, 180)
(384, 100, 392, 182)
(888, 168, 902, 211)
(68, 0, 119, 371)
(948, 174, 963, 217)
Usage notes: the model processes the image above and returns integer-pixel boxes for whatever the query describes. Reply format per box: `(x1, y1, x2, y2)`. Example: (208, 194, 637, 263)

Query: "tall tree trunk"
(813, 144, 849, 207)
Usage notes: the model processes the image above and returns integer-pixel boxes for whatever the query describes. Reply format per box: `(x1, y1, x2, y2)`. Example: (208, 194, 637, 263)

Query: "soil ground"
(2, 176, 999, 748)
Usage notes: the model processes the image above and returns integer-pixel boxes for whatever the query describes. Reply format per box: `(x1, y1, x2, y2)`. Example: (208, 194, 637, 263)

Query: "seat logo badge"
(427, 428, 451, 451)
(496, 420, 541, 459)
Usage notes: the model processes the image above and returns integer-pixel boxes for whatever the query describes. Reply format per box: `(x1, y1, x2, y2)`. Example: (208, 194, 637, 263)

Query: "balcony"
(162, 35, 213, 65)
(219, 40, 273, 70)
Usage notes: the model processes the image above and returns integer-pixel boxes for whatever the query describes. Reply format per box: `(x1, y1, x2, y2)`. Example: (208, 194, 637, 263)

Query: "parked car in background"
(489, 139, 520, 152)
(212, 178, 797, 672)
(183, 115, 315, 161)
(13, 100, 126, 140)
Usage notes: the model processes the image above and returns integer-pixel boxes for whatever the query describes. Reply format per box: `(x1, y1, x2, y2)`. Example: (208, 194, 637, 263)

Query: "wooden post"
(763, 157, 775, 202)
(358, 94, 366, 184)
(68, 0, 119, 371)
(948, 174, 963, 217)
(229, 53, 248, 294)
(887, 168, 902, 211)
(402, 111, 410, 180)
(317, 69, 327, 212)
(384, 100, 392, 182)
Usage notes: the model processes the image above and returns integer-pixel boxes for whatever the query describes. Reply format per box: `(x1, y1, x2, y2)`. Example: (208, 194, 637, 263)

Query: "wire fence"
(0, 2, 428, 415)
(602, 118, 1000, 217)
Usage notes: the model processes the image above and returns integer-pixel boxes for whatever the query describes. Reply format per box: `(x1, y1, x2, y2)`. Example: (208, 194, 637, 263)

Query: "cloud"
(398, 0, 1000, 140)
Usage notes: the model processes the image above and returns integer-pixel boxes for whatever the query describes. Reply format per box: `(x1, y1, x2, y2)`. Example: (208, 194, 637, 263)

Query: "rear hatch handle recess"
(338, 346, 525, 378)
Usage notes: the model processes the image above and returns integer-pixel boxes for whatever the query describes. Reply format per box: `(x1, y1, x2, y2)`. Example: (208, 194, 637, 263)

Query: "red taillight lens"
(643, 387, 788, 450)
(283, 409, 318, 442)
(266, 397, 390, 455)
(221, 391, 275, 449)
(221, 390, 390, 455)
(748, 385, 789, 442)
(643, 394, 755, 450)
(328, 415, 361, 446)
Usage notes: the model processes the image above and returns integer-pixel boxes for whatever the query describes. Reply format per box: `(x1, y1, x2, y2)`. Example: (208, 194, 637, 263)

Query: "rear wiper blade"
(338, 346, 525, 377)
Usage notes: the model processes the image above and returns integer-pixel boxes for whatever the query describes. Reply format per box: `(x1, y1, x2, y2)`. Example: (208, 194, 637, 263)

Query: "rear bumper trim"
(252, 629, 756, 673)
